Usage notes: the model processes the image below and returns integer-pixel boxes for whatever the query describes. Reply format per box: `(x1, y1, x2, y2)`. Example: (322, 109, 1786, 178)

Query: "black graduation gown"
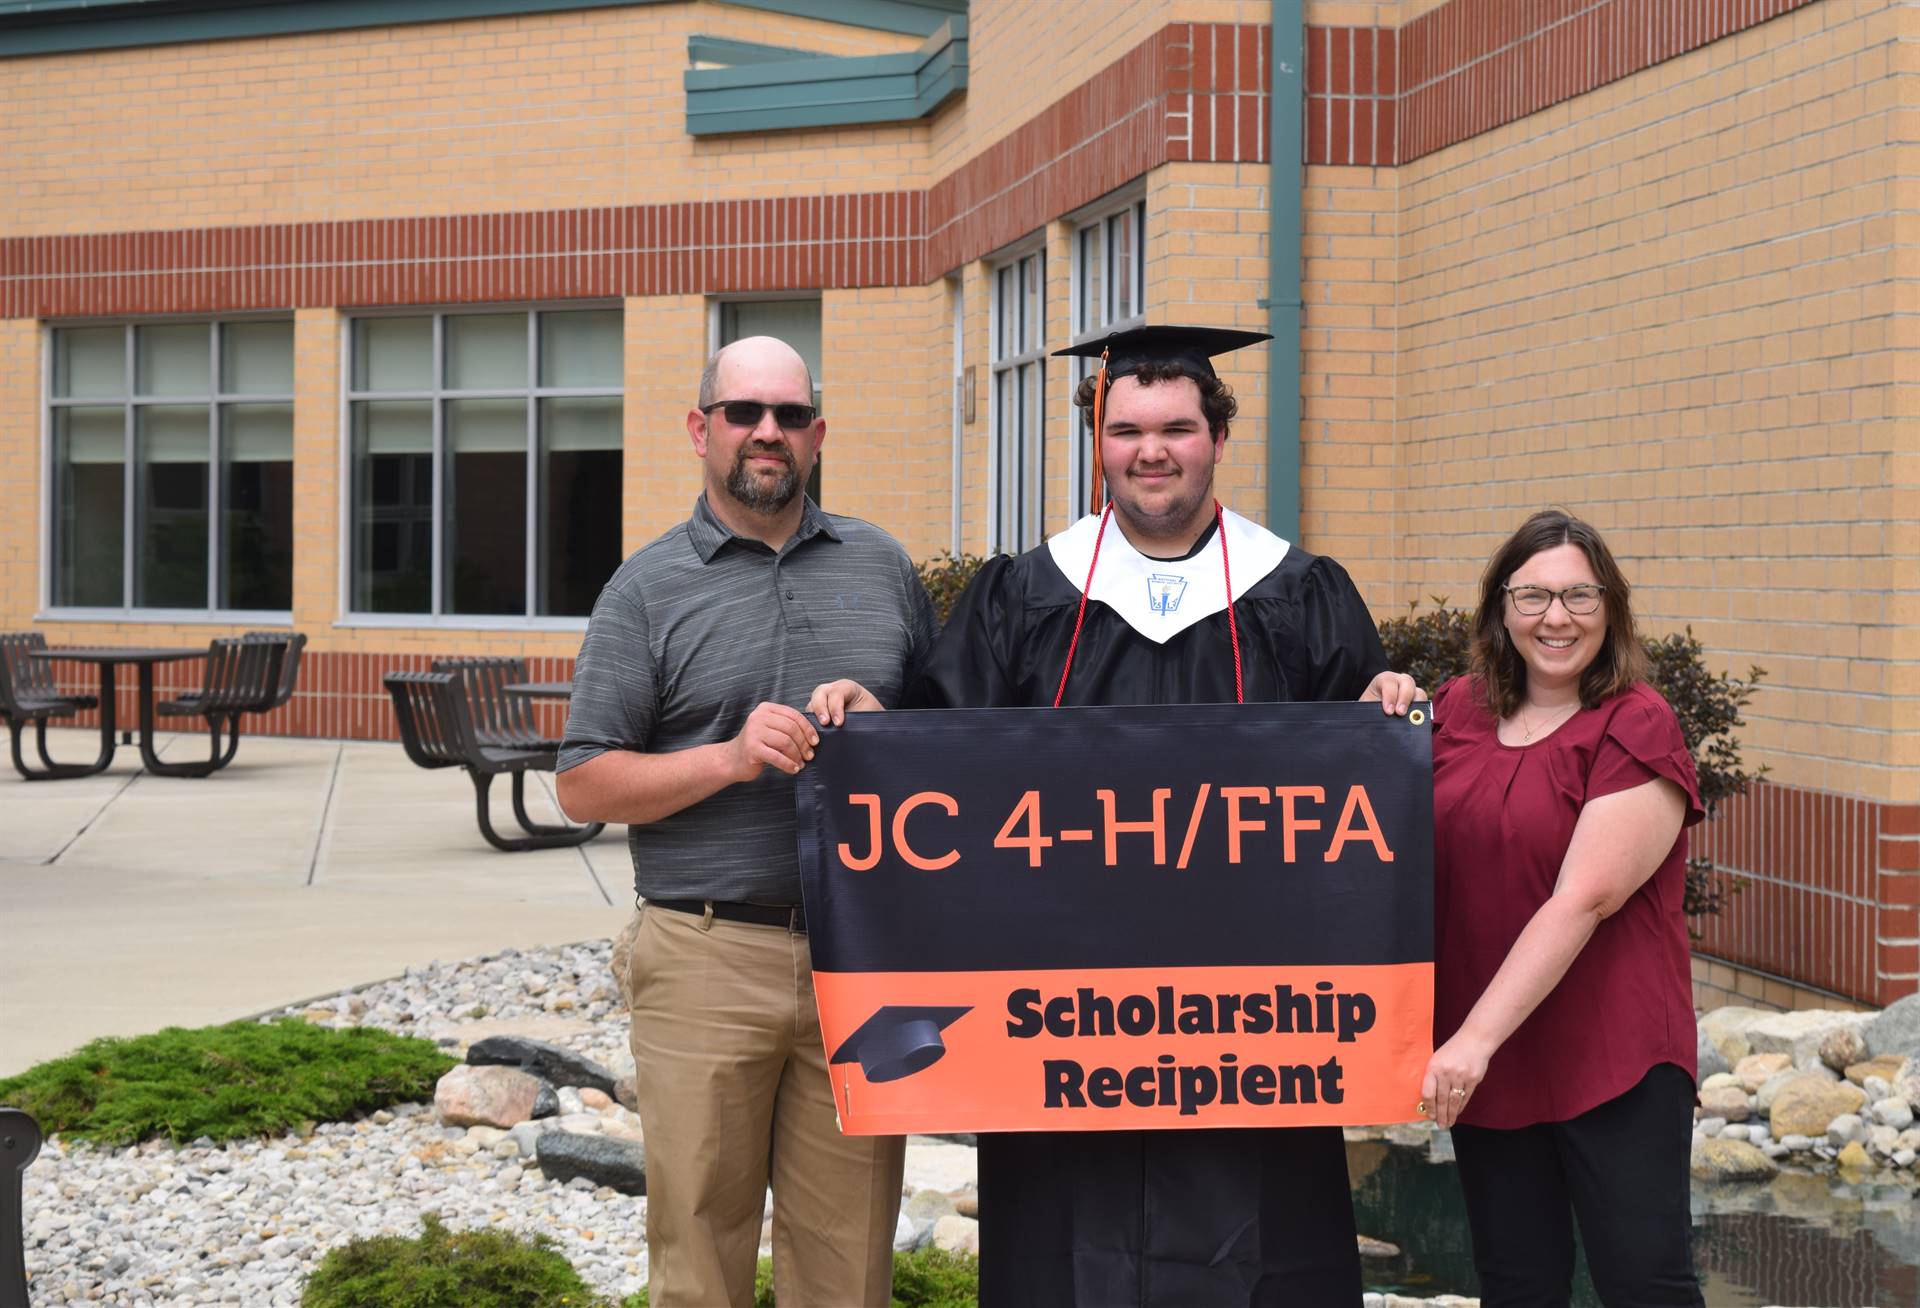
(906, 518, 1383, 1307)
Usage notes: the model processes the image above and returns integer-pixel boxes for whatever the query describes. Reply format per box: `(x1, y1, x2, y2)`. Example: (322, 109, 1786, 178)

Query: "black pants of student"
(977, 1125, 1362, 1307)
(1450, 1061, 1703, 1308)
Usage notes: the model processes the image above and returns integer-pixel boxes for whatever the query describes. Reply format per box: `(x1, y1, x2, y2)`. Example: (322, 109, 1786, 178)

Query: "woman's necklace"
(1517, 700, 1579, 742)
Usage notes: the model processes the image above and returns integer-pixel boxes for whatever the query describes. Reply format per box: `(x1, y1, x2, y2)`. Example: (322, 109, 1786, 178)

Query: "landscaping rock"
(434, 1064, 551, 1129)
(1357, 1235, 1401, 1258)
(1695, 1116, 1727, 1137)
(1734, 1052, 1792, 1093)
(1826, 1113, 1865, 1147)
(1745, 1011, 1871, 1066)
(467, 1035, 617, 1096)
(1717, 1123, 1751, 1140)
(1696, 1026, 1729, 1081)
(614, 1071, 639, 1113)
(1844, 1055, 1906, 1088)
(534, 1131, 647, 1196)
(1768, 1074, 1867, 1139)
(1777, 1134, 1815, 1152)
(1864, 1076, 1893, 1102)
(1700, 1071, 1742, 1094)
(1895, 1056, 1920, 1110)
(1700, 1007, 1767, 1064)
(1819, 1025, 1870, 1073)
(1690, 1137, 1778, 1181)
(1836, 1140, 1873, 1171)
(1756, 1069, 1798, 1116)
(904, 1188, 957, 1223)
(579, 1087, 613, 1111)
(892, 1211, 921, 1252)
(931, 1214, 980, 1255)
(1872, 1096, 1914, 1130)
(1698, 1085, 1751, 1122)
(1863, 991, 1920, 1058)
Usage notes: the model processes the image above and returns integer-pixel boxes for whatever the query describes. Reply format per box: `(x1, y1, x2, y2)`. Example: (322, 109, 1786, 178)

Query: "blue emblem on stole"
(1146, 573, 1188, 616)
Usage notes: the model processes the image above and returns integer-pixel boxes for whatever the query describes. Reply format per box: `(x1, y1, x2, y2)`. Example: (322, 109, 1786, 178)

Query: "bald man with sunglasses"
(558, 335, 936, 1307)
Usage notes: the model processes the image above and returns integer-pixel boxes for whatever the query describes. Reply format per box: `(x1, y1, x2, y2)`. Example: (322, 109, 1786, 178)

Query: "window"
(47, 320, 294, 613)
(347, 307, 623, 619)
(716, 298, 824, 504)
(1069, 198, 1146, 517)
(990, 248, 1045, 552)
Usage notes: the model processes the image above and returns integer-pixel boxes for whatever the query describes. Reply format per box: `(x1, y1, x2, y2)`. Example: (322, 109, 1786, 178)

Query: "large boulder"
(535, 1130, 647, 1195)
(1768, 1074, 1867, 1138)
(1700, 1007, 1768, 1065)
(1733, 1052, 1792, 1093)
(1744, 1011, 1873, 1066)
(1864, 992, 1920, 1059)
(435, 1064, 554, 1129)
(467, 1034, 617, 1096)
(1690, 1137, 1779, 1182)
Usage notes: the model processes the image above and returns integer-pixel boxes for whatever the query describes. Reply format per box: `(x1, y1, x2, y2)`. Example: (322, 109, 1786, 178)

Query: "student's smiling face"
(1098, 374, 1224, 546)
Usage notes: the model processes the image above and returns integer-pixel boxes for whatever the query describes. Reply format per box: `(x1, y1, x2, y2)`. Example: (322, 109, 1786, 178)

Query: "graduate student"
(813, 325, 1420, 1306)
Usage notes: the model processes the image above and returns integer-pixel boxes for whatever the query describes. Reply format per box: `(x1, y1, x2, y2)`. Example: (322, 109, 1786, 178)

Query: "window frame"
(987, 240, 1046, 554)
(40, 315, 297, 623)
(338, 301, 624, 630)
(1067, 193, 1148, 519)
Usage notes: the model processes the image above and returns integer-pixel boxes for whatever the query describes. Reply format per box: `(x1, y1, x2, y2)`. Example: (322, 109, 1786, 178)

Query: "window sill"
(335, 614, 589, 633)
(36, 609, 295, 626)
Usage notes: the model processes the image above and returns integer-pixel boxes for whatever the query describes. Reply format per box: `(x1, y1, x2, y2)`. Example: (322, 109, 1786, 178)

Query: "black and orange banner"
(794, 702, 1434, 1135)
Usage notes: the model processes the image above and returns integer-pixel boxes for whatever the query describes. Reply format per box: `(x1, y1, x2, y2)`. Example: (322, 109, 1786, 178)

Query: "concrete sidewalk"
(0, 727, 633, 1077)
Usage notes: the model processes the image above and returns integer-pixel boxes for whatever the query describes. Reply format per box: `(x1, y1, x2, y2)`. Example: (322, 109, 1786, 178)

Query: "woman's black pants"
(1450, 1062, 1704, 1308)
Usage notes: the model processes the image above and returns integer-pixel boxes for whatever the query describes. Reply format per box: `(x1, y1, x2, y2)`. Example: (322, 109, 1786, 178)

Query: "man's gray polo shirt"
(558, 494, 936, 905)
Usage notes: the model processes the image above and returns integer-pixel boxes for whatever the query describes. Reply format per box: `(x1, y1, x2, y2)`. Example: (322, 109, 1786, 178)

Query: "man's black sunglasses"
(701, 400, 818, 430)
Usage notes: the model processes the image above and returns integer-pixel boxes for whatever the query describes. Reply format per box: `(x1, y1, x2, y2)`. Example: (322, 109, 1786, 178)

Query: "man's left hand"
(807, 678, 883, 726)
(1360, 671, 1423, 715)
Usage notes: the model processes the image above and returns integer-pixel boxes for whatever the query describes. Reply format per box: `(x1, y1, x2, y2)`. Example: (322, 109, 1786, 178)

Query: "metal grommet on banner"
(1407, 708, 1426, 727)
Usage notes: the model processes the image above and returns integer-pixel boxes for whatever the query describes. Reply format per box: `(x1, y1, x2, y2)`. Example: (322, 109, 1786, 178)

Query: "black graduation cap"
(830, 1005, 971, 1083)
(1052, 324, 1271, 383)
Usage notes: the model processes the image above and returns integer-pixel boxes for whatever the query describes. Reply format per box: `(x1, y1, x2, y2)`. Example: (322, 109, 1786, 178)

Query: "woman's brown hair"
(1470, 509, 1647, 718)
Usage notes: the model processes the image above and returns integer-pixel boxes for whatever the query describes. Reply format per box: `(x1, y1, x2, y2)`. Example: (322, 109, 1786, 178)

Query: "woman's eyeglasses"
(701, 400, 818, 430)
(1503, 584, 1606, 615)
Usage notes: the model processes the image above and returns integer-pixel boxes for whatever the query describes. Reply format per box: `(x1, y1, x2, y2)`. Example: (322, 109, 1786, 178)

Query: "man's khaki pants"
(629, 903, 905, 1307)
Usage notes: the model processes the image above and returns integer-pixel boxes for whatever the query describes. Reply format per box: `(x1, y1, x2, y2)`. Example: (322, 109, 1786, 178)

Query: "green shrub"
(622, 1247, 980, 1307)
(1376, 597, 1475, 696)
(303, 1213, 599, 1308)
(916, 552, 991, 628)
(1376, 600, 1765, 932)
(0, 1018, 455, 1147)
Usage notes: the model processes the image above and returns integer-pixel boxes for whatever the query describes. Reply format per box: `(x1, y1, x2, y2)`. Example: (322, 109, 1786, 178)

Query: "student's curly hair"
(1072, 362, 1238, 438)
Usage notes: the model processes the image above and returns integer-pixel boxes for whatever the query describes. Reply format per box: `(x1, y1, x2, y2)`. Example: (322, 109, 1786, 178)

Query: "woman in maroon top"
(1424, 510, 1705, 1307)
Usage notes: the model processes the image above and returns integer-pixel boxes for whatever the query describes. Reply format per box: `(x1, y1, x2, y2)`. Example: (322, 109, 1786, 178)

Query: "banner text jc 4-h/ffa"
(794, 702, 1434, 1135)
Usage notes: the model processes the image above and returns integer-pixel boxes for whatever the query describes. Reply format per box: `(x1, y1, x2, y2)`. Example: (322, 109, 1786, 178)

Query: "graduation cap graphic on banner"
(830, 1005, 971, 1083)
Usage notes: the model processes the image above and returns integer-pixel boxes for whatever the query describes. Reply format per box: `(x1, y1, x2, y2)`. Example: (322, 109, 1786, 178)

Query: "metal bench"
(158, 631, 304, 719)
(432, 655, 556, 750)
(384, 670, 604, 852)
(144, 637, 288, 777)
(0, 632, 102, 780)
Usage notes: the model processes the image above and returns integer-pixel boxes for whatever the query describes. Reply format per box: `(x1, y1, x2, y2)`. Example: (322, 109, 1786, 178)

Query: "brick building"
(0, 0, 1913, 1008)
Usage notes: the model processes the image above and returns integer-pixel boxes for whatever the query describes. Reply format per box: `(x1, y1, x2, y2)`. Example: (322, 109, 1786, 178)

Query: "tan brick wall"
(623, 296, 709, 558)
(0, 6, 919, 238)
(1302, 163, 1397, 601)
(1388, 0, 1918, 804)
(1147, 163, 1274, 527)
(0, 322, 39, 625)
(290, 309, 340, 639)
(820, 283, 953, 561)
(934, 0, 1272, 177)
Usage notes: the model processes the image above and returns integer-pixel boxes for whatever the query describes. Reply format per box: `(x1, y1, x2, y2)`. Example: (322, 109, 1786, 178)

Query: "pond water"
(1348, 1135, 1920, 1306)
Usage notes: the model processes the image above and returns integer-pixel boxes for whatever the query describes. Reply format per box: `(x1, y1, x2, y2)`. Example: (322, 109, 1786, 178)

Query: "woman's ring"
(1450, 1087, 1466, 1098)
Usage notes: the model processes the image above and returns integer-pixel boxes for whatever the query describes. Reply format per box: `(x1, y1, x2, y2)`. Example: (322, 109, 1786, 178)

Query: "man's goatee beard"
(728, 450, 800, 514)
